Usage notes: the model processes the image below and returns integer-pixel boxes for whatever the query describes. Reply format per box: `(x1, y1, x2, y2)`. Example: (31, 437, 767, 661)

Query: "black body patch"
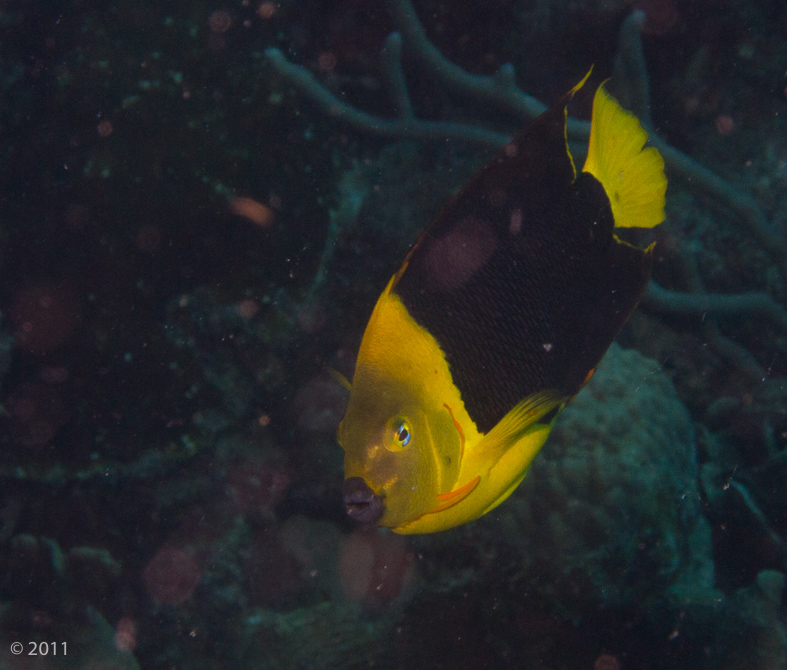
(393, 94, 653, 434)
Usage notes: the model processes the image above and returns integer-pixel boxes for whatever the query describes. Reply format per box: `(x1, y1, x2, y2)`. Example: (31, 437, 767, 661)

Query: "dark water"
(0, 0, 786, 668)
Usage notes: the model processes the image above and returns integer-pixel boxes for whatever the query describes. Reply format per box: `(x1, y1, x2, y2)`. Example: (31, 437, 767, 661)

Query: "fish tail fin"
(582, 84, 666, 229)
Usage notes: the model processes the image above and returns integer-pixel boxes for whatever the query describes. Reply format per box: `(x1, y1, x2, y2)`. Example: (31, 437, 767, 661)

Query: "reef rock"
(498, 343, 716, 618)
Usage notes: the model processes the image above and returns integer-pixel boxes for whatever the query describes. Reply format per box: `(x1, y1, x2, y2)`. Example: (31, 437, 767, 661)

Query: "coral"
(492, 344, 716, 618)
(143, 545, 202, 606)
(243, 515, 343, 610)
(2, 534, 123, 616)
(242, 600, 397, 670)
(337, 528, 415, 613)
(710, 570, 787, 670)
(265, 34, 511, 149)
(0, 534, 135, 668)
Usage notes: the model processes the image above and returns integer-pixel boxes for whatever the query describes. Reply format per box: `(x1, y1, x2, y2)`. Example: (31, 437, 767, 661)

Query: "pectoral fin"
(395, 390, 567, 534)
(473, 390, 566, 467)
(328, 368, 353, 392)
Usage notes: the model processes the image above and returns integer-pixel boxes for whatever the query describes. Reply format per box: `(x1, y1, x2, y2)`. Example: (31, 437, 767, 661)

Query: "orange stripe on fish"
(443, 402, 465, 460)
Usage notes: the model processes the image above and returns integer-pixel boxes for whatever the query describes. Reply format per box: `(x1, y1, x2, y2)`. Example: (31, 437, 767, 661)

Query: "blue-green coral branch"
(645, 283, 787, 335)
(264, 47, 510, 148)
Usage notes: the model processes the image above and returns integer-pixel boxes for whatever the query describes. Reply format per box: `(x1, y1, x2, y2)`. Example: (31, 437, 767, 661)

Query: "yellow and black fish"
(338, 73, 667, 534)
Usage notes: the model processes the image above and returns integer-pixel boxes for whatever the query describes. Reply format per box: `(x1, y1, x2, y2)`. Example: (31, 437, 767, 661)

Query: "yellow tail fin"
(582, 85, 666, 229)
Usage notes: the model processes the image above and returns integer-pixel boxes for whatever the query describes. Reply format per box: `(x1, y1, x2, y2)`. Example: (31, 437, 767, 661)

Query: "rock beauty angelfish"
(338, 72, 667, 534)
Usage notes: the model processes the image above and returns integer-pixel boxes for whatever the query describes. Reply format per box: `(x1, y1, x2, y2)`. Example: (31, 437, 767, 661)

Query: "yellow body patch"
(340, 277, 566, 535)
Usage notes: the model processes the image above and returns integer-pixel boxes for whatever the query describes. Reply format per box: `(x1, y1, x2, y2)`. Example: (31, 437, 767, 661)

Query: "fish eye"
(388, 418, 411, 450)
(396, 422, 411, 446)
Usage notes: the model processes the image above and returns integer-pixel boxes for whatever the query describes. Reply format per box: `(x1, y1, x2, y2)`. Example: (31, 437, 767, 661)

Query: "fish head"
(338, 370, 459, 530)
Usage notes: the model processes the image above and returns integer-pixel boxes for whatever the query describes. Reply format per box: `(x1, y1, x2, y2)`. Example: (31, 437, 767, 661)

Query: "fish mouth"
(343, 477, 385, 525)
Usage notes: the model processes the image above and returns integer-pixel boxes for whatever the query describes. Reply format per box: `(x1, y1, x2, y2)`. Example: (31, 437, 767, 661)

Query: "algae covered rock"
(499, 343, 715, 617)
(710, 570, 787, 670)
(242, 600, 398, 670)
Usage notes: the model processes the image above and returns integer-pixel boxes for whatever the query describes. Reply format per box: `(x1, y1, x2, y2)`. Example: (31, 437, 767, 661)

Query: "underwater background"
(0, 0, 786, 667)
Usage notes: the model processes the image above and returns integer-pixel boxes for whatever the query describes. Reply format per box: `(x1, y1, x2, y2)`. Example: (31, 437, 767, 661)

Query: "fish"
(337, 72, 667, 534)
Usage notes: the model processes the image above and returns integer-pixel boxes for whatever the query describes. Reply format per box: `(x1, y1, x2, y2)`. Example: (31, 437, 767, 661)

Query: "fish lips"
(343, 477, 385, 525)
